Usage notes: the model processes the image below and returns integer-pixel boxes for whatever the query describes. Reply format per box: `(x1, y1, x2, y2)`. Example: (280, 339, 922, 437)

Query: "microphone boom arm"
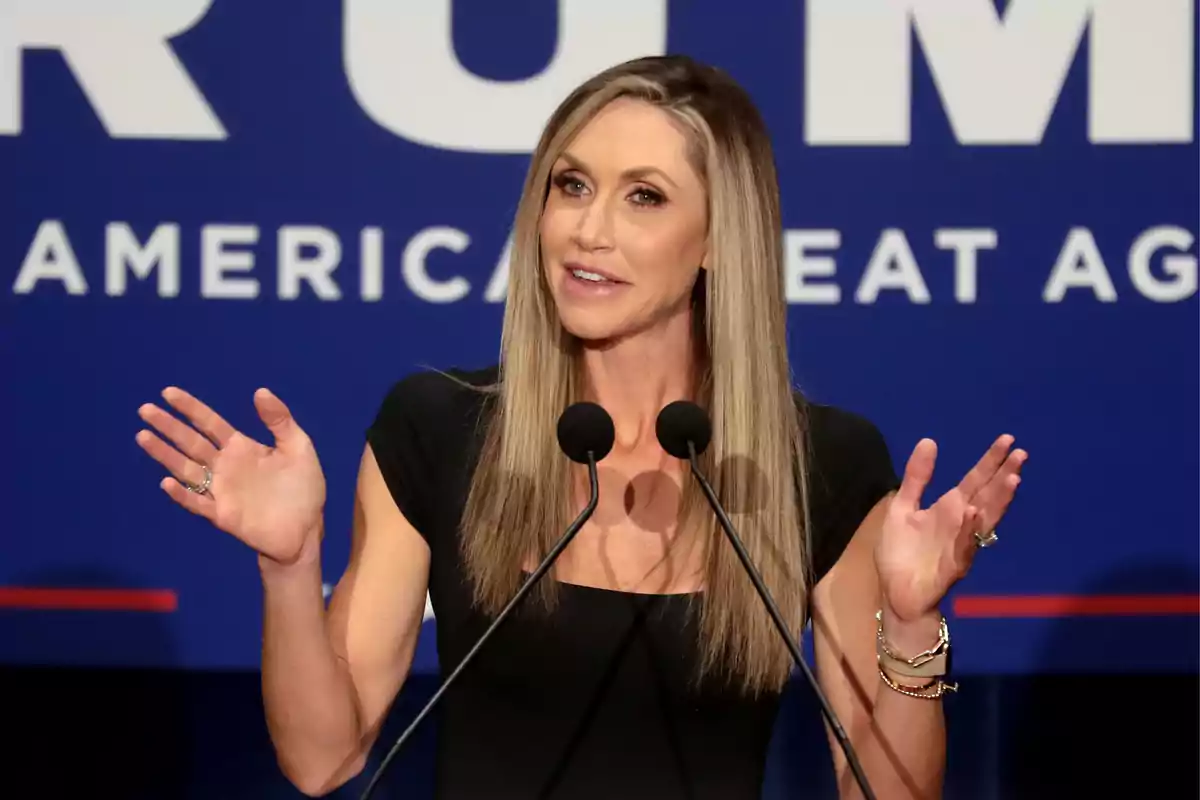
(686, 442, 878, 800)
(358, 453, 601, 800)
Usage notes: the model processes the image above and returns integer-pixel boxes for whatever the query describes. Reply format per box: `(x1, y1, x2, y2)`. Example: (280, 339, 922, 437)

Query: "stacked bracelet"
(875, 609, 958, 699)
(878, 666, 957, 699)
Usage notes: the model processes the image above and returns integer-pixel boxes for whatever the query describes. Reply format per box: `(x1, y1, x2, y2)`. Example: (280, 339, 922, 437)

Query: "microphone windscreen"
(556, 402, 615, 464)
(656, 400, 712, 459)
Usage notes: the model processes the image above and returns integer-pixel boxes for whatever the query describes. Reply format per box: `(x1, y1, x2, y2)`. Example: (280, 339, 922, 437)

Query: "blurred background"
(2, 1, 1197, 797)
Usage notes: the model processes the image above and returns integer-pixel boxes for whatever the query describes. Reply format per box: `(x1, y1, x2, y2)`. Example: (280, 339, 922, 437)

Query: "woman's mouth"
(565, 263, 624, 284)
(562, 263, 628, 296)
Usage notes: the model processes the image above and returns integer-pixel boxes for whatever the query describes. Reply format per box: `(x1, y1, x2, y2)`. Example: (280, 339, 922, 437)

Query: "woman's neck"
(579, 310, 698, 452)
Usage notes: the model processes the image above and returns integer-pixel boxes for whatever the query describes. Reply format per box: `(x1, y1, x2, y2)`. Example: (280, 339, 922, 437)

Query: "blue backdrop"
(2, 0, 1197, 689)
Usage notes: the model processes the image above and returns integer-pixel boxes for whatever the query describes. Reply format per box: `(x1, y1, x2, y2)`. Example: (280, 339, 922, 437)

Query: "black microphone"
(357, 402, 616, 800)
(655, 400, 879, 800)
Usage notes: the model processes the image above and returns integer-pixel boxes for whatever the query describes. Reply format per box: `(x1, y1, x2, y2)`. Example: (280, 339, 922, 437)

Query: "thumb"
(894, 438, 937, 512)
(253, 388, 300, 443)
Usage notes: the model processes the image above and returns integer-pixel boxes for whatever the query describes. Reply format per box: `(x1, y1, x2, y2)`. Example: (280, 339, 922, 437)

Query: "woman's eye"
(553, 173, 587, 196)
(552, 172, 664, 207)
(631, 187, 665, 207)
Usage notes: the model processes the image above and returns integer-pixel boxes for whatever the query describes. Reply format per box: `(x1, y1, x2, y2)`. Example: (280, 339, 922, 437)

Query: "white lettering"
(16, 221, 1187, 306)
(1128, 226, 1196, 302)
(856, 229, 931, 304)
(361, 227, 384, 302)
(201, 224, 259, 299)
(805, 0, 1194, 145)
(934, 228, 998, 303)
(343, 1, 668, 152)
(12, 219, 87, 294)
(1044, 227, 1117, 302)
(785, 229, 841, 304)
(278, 226, 342, 301)
(484, 234, 513, 303)
(105, 222, 180, 297)
(403, 227, 471, 303)
(2, 0, 225, 138)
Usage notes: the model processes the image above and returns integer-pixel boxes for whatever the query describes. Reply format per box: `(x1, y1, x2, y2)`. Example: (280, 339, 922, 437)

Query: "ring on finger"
(973, 529, 999, 548)
(183, 464, 213, 496)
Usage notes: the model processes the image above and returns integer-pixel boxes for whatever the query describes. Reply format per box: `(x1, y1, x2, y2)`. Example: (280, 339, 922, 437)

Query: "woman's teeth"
(572, 269, 608, 283)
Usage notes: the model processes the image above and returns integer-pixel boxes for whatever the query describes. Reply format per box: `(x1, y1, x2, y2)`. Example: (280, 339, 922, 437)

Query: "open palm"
(135, 386, 326, 566)
(875, 434, 1027, 622)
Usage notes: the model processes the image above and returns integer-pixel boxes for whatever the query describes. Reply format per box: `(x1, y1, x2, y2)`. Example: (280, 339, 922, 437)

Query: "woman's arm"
(812, 429, 1025, 799)
(261, 443, 432, 796)
(810, 494, 947, 800)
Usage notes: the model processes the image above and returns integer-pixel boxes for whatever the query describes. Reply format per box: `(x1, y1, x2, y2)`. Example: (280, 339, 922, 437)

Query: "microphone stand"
(686, 442, 879, 800)
(358, 453, 601, 800)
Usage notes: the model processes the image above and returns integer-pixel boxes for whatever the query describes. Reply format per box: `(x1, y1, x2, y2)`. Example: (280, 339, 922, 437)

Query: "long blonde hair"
(459, 55, 811, 696)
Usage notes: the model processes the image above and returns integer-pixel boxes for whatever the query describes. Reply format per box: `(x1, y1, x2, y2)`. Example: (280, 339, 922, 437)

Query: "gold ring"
(184, 465, 212, 495)
(974, 529, 998, 548)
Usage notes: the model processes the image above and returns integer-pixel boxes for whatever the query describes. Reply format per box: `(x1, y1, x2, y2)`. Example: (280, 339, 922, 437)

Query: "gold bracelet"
(875, 609, 951, 678)
(878, 666, 958, 699)
(882, 669, 939, 691)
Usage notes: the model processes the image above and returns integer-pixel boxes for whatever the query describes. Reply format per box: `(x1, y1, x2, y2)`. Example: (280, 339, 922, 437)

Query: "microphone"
(655, 400, 879, 800)
(357, 402, 616, 800)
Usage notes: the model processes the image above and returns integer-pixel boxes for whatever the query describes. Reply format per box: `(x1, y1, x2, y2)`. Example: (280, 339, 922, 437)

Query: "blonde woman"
(136, 55, 1026, 799)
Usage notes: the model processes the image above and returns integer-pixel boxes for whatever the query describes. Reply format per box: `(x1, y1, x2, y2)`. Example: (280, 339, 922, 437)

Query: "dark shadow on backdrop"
(762, 561, 1200, 800)
(1001, 561, 1200, 799)
(0, 566, 190, 799)
(0, 564, 440, 799)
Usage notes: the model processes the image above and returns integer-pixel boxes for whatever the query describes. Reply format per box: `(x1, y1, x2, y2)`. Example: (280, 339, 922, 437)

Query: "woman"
(135, 55, 1025, 799)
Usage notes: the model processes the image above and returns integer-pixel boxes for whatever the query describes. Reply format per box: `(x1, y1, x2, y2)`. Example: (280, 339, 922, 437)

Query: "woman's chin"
(553, 306, 628, 345)
(560, 316, 620, 345)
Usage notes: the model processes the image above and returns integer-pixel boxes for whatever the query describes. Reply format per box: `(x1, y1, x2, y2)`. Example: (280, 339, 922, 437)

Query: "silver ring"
(184, 465, 212, 496)
(974, 529, 998, 548)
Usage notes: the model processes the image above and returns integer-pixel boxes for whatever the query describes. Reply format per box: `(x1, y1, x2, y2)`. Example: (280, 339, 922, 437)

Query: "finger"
(976, 447, 1028, 497)
(976, 471, 1023, 532)
(159, 476, 216, 520)
(954, 505, 984, 577)
(894, 438, 937, 512)
(137, 403, 220, 465)
(970, 447, 1026, 525)
(253, 388, 301, 444)
(161, 386, 237, 447)
(958, 434, 1015, 498)
(135, 428, 211, 489)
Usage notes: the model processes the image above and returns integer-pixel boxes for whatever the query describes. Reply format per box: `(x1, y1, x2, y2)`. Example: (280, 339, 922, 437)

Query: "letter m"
(804, 0, 1195, 145)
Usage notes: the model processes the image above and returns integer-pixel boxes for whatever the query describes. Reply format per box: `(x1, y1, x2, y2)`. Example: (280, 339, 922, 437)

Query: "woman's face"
(539, 98, 709, 344)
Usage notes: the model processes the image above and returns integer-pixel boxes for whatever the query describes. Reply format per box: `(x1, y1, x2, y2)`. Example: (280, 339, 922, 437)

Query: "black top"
(365, 365, 899, 800)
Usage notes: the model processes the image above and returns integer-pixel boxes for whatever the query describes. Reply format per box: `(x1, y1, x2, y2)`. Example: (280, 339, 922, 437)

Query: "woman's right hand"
(135, 386, 327, 567)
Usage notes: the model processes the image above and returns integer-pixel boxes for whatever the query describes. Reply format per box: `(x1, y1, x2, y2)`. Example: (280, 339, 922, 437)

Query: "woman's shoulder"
(366, 362, 499, 474)
(794, 392, 901, 582)
(799, 395, 895, 478)
(379, 363, 499, 408)
(364, 364, 499, 538)
(371, 363, 499, 434)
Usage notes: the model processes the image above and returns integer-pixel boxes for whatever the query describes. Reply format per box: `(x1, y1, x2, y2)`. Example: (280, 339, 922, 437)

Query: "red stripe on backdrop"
(953, 594, 1200, 618)
(0, 587, 178, 612)
(0, 589, 1197, 617)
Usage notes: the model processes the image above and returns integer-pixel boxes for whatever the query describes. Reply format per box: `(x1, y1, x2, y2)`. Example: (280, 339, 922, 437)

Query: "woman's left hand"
(875, 434, 1028, 624)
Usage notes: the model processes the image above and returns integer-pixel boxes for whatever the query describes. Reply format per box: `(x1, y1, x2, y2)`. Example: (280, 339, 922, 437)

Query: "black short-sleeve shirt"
(365, 365, 898, 800)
